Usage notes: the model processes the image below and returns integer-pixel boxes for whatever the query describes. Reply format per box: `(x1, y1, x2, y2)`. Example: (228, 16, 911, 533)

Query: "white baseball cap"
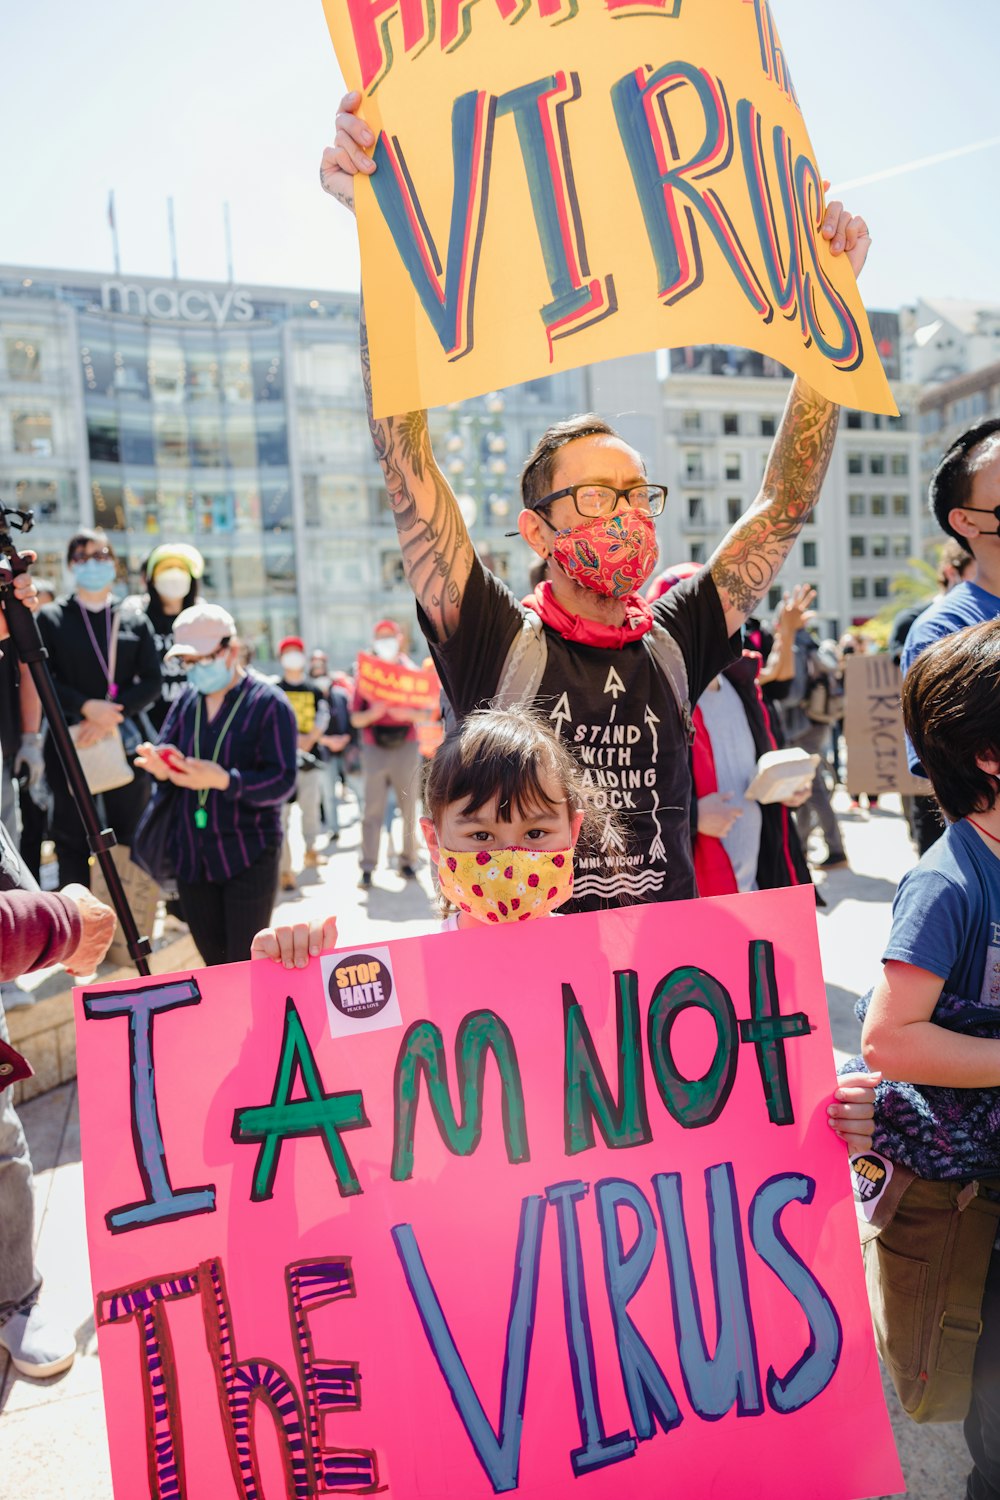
(164, 602, 237, 660)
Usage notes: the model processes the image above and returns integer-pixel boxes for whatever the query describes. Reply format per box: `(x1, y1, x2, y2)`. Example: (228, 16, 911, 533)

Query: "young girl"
(251, 706, 875, 1150)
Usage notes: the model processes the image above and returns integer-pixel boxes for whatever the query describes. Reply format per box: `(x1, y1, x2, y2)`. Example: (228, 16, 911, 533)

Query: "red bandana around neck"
(523, 581, 654, 648)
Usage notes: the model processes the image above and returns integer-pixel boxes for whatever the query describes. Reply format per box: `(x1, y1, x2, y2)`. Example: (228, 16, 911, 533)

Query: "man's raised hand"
(319, 90, 377, 215)
(820, 198, 871, 280)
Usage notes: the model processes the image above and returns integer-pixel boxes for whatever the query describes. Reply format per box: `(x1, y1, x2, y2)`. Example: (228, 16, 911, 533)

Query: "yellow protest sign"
(321, 0, 896, 419)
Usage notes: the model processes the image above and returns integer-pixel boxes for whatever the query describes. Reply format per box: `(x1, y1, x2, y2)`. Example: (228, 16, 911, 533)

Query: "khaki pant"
(280, 768, 324, 878)
(360, 739, 420, 872)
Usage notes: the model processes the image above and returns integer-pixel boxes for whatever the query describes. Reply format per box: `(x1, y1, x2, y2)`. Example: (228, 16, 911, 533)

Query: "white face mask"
(281, 650, 306, 673)
(373, 637, 400, 662)
(154, 567, 191, 602)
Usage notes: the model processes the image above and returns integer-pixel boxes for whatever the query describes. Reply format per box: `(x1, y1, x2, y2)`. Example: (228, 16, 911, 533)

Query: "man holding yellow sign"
(320, 48, 872, 914)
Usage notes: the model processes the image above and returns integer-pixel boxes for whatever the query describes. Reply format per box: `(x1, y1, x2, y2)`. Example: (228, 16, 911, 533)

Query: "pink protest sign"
(75, 886, 903, 1500)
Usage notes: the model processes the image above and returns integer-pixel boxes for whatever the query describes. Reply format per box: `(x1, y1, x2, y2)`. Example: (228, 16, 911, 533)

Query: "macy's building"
(0, 266, 586, 664)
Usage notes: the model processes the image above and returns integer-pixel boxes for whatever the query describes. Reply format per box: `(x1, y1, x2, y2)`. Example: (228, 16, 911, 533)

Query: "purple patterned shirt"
(158, 672, 297, 884)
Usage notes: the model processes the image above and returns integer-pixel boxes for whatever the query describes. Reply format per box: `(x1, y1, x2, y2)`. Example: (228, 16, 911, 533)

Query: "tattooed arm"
(709, 378, 839, 635)
(360, 303, 474, 639)
(320, 90, 475, 639)
(709, 196, 872, 634)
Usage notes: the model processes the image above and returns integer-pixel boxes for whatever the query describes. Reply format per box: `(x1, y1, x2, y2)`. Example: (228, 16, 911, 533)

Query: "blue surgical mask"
(187, 658, 232, 695)
(73, 559, 116, 592)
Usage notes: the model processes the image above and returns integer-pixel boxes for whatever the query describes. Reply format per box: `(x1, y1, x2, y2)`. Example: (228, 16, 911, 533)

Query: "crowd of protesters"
(1, 94, 999, 1498)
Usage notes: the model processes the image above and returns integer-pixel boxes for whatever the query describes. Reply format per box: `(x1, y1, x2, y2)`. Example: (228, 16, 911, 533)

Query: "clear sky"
(5, 0, 998, 313)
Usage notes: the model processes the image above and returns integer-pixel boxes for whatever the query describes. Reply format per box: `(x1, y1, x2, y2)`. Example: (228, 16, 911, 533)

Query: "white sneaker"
(0, 1302, 76, 1378)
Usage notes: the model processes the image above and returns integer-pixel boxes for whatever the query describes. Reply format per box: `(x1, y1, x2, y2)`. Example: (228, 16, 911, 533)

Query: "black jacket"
(38, 595, 162, 726)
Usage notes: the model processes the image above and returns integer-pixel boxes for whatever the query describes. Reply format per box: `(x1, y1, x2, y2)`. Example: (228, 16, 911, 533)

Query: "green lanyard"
(191, 680, 248, 829)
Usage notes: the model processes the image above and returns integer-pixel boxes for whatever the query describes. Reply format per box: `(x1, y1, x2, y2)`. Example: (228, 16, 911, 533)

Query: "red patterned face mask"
(545, 511, 658, 599)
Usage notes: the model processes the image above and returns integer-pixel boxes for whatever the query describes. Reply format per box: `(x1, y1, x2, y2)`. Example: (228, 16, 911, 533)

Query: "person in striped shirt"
(135, 603, 298, 966)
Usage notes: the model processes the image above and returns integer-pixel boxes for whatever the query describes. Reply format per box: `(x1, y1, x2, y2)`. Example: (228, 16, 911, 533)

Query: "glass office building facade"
(0, 266, 587, 663)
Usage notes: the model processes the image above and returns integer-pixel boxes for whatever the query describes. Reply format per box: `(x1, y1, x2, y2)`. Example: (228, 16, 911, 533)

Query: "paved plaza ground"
(0, 790, 974, 1498)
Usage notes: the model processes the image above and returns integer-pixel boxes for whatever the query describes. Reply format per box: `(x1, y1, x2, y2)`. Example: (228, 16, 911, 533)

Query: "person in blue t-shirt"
(901, 420, 1000, 854)
(861, 617, 1000, 1500)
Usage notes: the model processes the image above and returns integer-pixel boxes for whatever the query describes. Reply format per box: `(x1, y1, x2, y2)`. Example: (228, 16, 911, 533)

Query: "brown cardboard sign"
(843, 654, 928, 798)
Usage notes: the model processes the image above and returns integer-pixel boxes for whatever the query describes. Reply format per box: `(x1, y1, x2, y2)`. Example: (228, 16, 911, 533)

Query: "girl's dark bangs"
(457, 751, 562, 820)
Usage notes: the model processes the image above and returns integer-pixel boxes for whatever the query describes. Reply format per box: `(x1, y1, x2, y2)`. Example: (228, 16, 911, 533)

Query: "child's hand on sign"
(319, 90, 376, 215)
(251, 915, 340, 970)
(827, 1071, 881, 1155)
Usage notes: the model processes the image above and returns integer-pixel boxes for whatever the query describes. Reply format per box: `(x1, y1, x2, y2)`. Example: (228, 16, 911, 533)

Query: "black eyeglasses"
(181, 640, 231, 670)
(70, 545, 114, 563)
(528, 483, 668, 519)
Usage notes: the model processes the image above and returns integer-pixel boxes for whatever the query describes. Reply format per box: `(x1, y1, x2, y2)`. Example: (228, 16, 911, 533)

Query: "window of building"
(13, 475, 73, 524)
(296, 341, 357, 400)
(251, 338, 284, 402)
(87, 413, 120, 464)
(225, 411, 258, 469)
(850, 536, 865, 558)
(891, 453, 909, 475)
(726, 496, 741, 524)
(262, 480, 293, 532)
(189, 416, 224, 468)
(232, 479, 262, 533)
(153, 413, 189, 467)
(724, 452, 741, 480)
(690, 542, 705, 564)
(851, 577, 867, 600)
(185, 339, 221, 402)
(6, 337, 41, 382)
(759, 414, 776, 437)
(687, 495, 704, 522)
(681, 411, 701, 432)
(192, 483, 235, 534)
(12, 410, 53, 457)
(382, 552, 406, 587)
(91, 478, 125, 533)
(847, 453, 863, 474)
(767, 586, 782, 611)
(123, 480, 161, 536)
(869, 454, 886, 475)
(846, 411, 863, 429)
(722, 413, 739, 435)
(113, 329, 149, 400)
(148, 337, 185, 404)
(119, 408, 155, 467)
(873, 577, 890, 599)
(802, 540, 817, 568)
(892, 536, 910, 558)
(871, 534, 888, 558)
(871, 493, 887, 516)
(231, 552, 267, 598)
(80, 322, 116, 399)
(255, 409, 289, 467)
(849, 494, 864, 517)
(892, 493, 909, 516)
(683, 450, 704, 481)
(221, 341, 253, 405)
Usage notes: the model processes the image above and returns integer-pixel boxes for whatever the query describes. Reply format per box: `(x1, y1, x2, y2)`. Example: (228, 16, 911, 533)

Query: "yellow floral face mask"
(436, 845, 574, 923)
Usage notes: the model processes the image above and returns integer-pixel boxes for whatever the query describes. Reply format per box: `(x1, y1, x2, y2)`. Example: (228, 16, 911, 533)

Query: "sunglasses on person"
(70, 545, 114, 563)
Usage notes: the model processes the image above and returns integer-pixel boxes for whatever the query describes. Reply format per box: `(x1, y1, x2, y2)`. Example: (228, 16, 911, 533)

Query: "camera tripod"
(0, 505, 151, 976)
